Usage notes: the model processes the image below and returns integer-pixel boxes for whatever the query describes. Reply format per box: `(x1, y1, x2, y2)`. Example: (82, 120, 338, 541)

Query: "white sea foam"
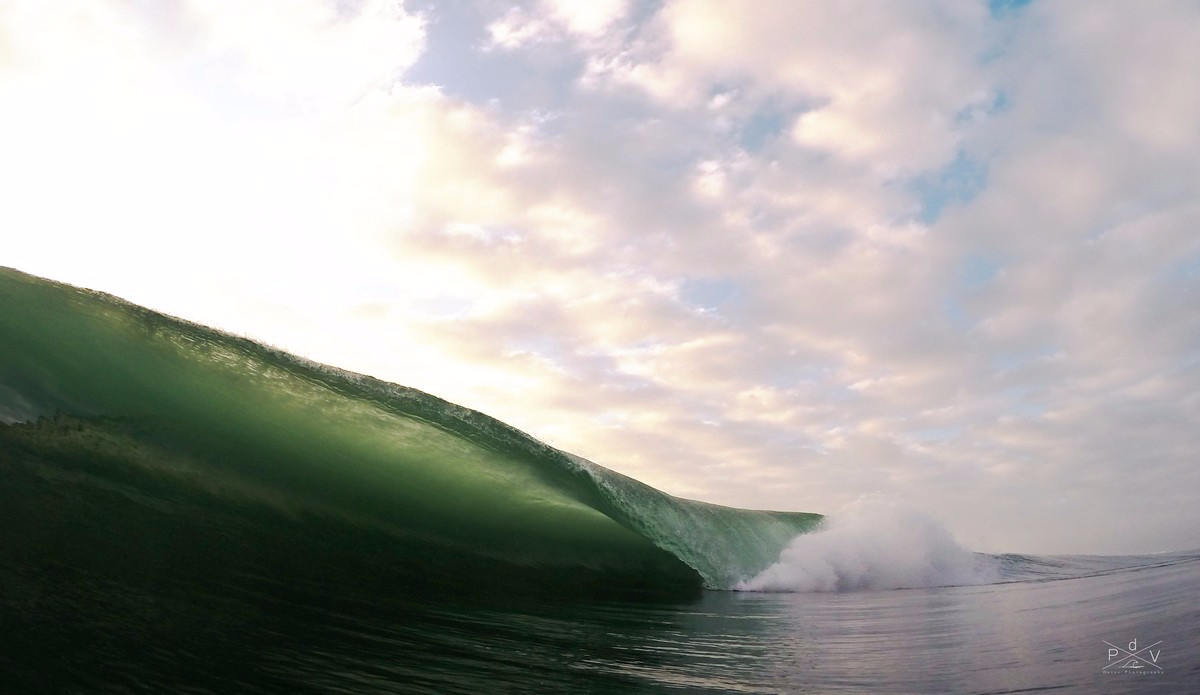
(736, 495, 997, 592)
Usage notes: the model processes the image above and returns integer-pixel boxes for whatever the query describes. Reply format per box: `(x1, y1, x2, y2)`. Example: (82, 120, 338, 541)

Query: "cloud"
(585, 0, 996, 173)
(181, 0, 425, 102)
(486, 0, 628, 49)
(1, 0, 1197, 555)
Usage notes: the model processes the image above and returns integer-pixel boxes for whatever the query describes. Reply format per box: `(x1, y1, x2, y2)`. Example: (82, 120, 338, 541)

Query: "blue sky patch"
(940, 294, 974, 329)
(681, 277, 741, 311)
(739, 108, 789, 152)
(962, 254, 1003, 289)
(988, 0, 1034, 18)
(1164, 254, 1200, 281)
(405, 1, 581, 110)
(914, 152, 988, 224)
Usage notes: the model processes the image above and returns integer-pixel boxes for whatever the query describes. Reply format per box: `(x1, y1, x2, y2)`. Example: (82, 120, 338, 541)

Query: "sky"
(1, 0, 1198, 555)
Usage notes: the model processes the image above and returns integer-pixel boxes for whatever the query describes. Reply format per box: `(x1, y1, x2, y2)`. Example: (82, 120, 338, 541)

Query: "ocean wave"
(0, 267, 819, 598)
(736, 496, 998, 592)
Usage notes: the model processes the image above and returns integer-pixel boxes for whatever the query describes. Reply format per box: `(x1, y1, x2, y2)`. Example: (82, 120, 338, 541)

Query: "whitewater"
(2, 267, 1197, 693)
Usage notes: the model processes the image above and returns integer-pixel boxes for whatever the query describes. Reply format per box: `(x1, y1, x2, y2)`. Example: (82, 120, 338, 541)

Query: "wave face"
(0, 268, 820, 599)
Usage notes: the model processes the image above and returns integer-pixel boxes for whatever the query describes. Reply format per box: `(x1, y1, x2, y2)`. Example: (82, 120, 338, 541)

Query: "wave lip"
(736, 496, 998, 592)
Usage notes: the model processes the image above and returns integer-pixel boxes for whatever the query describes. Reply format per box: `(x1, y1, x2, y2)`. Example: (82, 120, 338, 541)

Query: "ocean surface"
(2, 267, 1197, 693)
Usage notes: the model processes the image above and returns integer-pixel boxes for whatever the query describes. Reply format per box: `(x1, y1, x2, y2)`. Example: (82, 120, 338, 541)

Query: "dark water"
(3, 546, 1197, 693)
(2, 267, 1197, 692)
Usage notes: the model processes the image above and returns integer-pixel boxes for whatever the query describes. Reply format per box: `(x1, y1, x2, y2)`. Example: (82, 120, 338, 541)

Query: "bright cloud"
(1, 0, 1197, 555)
(488, 0, 628, 48)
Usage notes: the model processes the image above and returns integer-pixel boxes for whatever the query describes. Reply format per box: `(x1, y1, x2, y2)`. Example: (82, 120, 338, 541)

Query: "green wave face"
(0, 268, 820, 598)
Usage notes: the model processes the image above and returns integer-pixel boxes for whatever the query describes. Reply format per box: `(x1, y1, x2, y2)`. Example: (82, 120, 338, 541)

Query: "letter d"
(1128, 639, 1137, 651)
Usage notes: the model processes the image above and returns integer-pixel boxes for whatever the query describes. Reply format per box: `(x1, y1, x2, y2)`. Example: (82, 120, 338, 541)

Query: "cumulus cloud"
(1, 0, 1197, 555)
(486, 0, 628, 49)
(585, 0, 994, 172)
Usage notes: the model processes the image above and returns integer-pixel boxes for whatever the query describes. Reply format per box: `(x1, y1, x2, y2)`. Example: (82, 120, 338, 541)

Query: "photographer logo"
(1103, 638, 1162, 675)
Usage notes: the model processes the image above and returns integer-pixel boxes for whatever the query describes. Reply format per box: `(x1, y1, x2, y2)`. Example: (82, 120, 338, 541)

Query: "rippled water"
(4, 552, 1196, 693)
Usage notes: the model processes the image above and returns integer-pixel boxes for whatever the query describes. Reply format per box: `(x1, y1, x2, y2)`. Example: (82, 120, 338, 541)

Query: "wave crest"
(736, 496, 997, 592)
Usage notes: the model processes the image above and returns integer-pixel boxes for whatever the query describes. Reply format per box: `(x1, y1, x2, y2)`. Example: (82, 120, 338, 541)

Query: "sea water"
(3, 549, 1196, 692)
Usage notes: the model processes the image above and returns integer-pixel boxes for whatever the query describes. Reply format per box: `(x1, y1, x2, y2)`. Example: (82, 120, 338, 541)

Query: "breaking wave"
(0, 267, 819, 599)
(737, 496, 998, 592)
